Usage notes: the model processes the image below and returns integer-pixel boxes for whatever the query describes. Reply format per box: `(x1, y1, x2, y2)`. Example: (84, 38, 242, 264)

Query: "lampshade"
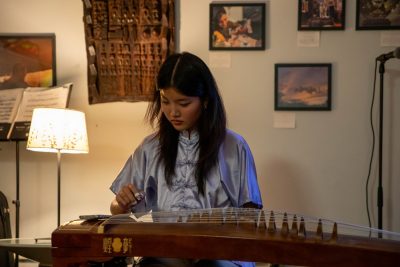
(27, 108, 89, 154)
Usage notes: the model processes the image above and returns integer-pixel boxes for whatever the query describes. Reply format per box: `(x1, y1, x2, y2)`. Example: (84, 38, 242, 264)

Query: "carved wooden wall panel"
(82, 0, 175, 104)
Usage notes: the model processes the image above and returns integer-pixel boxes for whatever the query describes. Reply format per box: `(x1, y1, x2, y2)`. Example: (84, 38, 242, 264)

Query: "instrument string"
(102, 208, 400, 241)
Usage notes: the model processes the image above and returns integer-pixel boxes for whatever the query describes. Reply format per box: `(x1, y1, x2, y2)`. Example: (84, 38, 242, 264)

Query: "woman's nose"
(170, 106, 180, 117)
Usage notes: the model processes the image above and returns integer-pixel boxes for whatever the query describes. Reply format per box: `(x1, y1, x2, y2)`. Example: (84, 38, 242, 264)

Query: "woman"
(110, 52, 262, 267)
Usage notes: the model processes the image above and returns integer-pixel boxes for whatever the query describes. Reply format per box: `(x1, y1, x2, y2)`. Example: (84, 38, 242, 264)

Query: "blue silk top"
(110, 129, 262, 267)
(110, 129, 262, 212)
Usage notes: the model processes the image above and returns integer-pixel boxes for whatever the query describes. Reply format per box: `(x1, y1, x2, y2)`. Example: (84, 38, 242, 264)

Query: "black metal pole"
(377, 61, 385, 231)
(14, 141, 20, 238)
(12, 141, 20, 267)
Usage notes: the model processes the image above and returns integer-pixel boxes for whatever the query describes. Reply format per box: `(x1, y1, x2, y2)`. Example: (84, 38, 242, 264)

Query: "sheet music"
(0, 88, 24, 140)
(6, 83, 72, 140)
(0, 88, 24, 123)
(13, 84, 71, 122)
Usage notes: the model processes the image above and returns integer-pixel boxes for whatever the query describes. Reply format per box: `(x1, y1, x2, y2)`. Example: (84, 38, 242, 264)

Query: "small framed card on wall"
(0, 33, 56, 89)
(275, 63, 332, 111)
(298, 0, 346, 31)
(209, 2, 265, 50)
(356, 0, 400, 30)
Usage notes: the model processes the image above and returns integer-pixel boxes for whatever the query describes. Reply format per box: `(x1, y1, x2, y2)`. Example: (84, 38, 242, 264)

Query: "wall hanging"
(82, 0, 175, 104)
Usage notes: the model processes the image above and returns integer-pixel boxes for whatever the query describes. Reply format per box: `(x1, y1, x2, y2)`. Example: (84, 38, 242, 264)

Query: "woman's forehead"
(160, 87, 199, 100)
(160, 87, 184, 98)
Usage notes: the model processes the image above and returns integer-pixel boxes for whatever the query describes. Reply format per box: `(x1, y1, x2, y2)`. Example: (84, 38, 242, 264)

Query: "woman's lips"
(171, 120, 183, 125)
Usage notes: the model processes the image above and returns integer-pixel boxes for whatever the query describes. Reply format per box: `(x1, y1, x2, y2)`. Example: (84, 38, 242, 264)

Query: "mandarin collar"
(179, 130, 199, 143)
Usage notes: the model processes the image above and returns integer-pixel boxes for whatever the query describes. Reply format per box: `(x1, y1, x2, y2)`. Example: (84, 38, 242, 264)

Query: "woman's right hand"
(111, 184, 145, 214)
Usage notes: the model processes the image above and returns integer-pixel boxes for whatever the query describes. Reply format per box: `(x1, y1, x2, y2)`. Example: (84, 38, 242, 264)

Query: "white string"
(103, 208, 400, 241)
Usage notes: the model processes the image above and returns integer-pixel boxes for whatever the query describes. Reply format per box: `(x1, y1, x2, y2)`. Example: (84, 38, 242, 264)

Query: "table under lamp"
(26, 108, 89, 226)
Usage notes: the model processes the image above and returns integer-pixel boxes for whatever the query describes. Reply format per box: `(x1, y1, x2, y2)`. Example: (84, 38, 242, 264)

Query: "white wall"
(0, 0, 399, 239)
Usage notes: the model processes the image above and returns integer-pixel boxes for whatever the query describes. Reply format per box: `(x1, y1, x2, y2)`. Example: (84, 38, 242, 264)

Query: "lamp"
(26, 108, 89, 226)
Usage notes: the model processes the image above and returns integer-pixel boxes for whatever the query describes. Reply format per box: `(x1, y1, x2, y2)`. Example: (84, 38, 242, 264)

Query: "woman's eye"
(180, 102, 190, 107)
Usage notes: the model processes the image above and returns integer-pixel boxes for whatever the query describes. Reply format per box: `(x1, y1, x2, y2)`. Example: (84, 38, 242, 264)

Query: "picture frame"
(0, 33, 56, 90)
(275, 63, 332, 111)
(298, 0, 346, 31)
(209, 2, 265, 50)
(356, 0, 400, 30)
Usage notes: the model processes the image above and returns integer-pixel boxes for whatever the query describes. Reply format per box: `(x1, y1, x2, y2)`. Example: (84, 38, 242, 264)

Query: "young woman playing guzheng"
(110, 52, 263, 267)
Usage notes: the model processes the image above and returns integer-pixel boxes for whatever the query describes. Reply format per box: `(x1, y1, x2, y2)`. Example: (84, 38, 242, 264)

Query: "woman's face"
(160, 87, 202, 132)
(219, 14, 228, 28)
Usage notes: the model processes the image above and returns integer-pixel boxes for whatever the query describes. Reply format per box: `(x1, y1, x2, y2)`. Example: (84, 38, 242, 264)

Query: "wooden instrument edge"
(51, 217, 400, 267)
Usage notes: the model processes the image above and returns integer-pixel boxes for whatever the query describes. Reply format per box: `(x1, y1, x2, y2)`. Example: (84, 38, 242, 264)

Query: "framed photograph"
(209, 3, 265, 50)
(356, 0, 400, 30)
(275, 64, 332, 111)
(298, 0, 346, 30)
(0, 33, 56, 90)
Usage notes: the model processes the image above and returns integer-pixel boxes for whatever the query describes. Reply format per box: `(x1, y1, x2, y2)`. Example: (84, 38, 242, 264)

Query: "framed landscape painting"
(0, 33, 56, 90)
(275, 63, 332, 111)
(209, 2, 265, 50)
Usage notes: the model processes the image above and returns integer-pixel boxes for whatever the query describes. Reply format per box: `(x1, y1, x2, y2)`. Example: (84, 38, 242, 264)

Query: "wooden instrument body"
(51, 211, 400, 267)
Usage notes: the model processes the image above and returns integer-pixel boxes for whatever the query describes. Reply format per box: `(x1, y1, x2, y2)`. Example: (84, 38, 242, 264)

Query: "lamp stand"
(27, 108, 89, 228)
(57, 149, 61, 227)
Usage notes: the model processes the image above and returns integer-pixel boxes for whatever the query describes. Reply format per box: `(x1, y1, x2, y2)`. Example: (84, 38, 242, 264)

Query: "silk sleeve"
(219, 131, 263, 208)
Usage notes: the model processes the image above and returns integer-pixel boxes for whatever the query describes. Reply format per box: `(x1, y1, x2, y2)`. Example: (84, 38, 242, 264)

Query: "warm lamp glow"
(27, 108, 89, 154)
(26, 107, 89, 227)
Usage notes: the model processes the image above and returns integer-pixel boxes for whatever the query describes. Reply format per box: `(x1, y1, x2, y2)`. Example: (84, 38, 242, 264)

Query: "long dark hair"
(146, 52, 226, 194)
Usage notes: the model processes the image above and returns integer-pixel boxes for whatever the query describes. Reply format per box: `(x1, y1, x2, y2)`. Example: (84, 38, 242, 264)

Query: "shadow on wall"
(384, 67, 400, 231)
(264, 157, 313, 215)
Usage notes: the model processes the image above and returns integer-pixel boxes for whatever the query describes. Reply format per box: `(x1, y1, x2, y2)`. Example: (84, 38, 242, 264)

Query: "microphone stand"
(377, 59, 385, 231)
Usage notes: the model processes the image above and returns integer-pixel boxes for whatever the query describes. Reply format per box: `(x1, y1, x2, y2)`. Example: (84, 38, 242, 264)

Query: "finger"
(127, 184, 143, 199)
(116, 193, 132, 208)
(127, 184, 145, 202)
(117, 186, 135, 207)
(121, 186, 136, 202)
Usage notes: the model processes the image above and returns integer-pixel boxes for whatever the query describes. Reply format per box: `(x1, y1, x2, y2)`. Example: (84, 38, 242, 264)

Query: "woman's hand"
(110, 184, 144, 215)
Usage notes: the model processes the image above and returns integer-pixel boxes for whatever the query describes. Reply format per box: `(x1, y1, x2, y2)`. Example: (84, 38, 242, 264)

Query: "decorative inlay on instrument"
(51, 208, 400, 267)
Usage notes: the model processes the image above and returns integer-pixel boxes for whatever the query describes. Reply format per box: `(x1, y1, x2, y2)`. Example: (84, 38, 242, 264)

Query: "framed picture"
(298, 0, 346, 30)
(275, 63, 332, 111)
(356, 0, 400, 30)
(0, 33, 56, 90)
(209, 2, 265, 50)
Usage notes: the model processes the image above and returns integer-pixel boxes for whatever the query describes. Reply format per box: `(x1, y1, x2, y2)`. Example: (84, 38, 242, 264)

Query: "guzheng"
(51, 208, 400, 267)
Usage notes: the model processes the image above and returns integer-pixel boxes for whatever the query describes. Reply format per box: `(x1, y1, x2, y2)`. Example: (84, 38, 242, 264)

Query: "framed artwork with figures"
(298, 0, 346, 30)
(209, 2, 265, 50)
(356, 0, 400, 30)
